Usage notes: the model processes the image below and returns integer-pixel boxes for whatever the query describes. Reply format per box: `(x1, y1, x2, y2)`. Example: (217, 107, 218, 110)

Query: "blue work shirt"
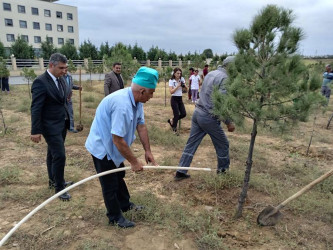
(85, 87, 145, 167)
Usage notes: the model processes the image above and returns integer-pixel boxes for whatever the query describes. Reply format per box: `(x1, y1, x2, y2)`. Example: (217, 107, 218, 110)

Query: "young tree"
(59, 41, 79, 60)
(79, 40, 98, 60)
(67, 59, 77, 73)
(105, 43, 140, 83)
(212, 5, 324, 218)
(0, 40, 6, 58)
(10, 36, 34, 59)
(131, 43, 146, 61)
(21, 67, 37, 99)
(41, 36, 57, 59)
(85, 58, 96, 85)
(0, 57, 10, 90)
(202, 48, 214, 59)
(99, 41, 111, 59)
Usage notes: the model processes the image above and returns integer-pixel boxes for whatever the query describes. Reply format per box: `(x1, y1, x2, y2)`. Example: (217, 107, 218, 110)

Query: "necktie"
(56, 78, 64, 97)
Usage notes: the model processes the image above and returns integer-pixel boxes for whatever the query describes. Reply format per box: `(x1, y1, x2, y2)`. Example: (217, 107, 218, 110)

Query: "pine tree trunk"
(235, 119, 257, 218)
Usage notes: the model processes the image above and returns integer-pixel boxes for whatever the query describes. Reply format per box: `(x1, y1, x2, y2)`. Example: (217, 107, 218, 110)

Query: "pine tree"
(212, 5, 324, 218)
(41, 36, 57, 59)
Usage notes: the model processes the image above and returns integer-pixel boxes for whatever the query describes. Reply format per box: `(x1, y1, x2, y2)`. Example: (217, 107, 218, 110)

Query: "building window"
(57, 25, 63, 32)
(56, 11, 62, 18)
(3, 3, 11, 11)
(33, 22, 40, 30)
(19, 20, 27, 28)
(21, 35, 28, 42)
(5, 18, 13, 27)
(31, 7, 38, 15)
(18, 5, 25, 13)
(47, 37, 53, 44)
(68, 26, 74, 33)
(58, 38, 64, 45)
(67, 13, 73, 20)
(34, 36, 41, 43)
(6, 34, 15, 42)
(44, 9, 51, 17)
(68, 39, 74, 45)
(45, 23, 52, 31)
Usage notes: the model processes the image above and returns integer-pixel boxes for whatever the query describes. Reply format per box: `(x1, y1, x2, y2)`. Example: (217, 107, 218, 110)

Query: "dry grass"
(0, 79, 332, 249)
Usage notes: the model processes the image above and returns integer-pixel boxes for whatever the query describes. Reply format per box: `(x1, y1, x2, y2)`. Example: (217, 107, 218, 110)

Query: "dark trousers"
(171, 96, 186, 130)
(92, 155, 131, 222)
(43, 125, 67, 192)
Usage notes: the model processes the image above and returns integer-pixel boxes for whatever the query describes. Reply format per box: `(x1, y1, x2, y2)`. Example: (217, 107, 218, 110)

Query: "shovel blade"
(76, 124, 84, 132)
(257, 205, 282, 226)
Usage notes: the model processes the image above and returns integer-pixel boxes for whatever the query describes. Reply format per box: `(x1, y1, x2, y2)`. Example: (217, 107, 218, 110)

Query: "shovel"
(257, 168, 333, 226)
(76, 66, 83, 132)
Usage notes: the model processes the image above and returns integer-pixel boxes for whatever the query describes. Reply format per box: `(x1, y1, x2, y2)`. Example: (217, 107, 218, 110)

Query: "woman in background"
(168, 67, 187, 135)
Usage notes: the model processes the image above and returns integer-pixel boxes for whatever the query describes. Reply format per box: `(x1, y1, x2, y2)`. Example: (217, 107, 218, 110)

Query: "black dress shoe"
(49, 180, 74, 189)
(174, 171, 191, 181)
(58, 191, 71, 201)
(109, 216, 135, 228)
(217, 168, 228, 175)
(123, 202, 145, 212)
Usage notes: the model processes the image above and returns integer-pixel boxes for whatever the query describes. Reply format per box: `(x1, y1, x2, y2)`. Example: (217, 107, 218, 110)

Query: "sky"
(57, 0, 333, 56)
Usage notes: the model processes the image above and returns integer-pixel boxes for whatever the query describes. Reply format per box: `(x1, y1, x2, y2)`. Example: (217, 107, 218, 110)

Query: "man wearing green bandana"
(85, 67, 159, 228)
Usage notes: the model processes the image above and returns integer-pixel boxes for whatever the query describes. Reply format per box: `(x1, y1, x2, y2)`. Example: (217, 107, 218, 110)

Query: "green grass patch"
(0, 165, 20, 185)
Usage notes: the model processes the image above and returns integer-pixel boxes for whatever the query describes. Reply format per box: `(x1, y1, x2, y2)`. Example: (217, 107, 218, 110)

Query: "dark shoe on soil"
(69, 129, 78, 133)
(58, 191, 71, 201)
(217, 168, 228, 175)
(49, 180, 74, 189)
(109, 216, 135, 228)
(167, 119, 173, 129)
(122, 202, 145, 213)
(174, 171, 191, 181)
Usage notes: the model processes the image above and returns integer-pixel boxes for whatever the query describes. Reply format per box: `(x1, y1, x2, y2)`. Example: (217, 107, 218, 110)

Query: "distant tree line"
(0, 37, 229, 64)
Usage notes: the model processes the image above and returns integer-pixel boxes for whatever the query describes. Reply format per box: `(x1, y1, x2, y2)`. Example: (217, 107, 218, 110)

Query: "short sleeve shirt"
(169, 77, 185, 96)
(85, 87, 145, 167)
(189, 75, 200, 90)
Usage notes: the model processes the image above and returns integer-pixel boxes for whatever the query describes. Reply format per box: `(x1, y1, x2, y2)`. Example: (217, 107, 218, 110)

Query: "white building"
(0, 0, 79, 56)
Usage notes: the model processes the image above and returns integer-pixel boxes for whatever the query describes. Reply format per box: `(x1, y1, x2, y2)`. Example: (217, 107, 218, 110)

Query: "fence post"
(179, 59, 182, 67)
(84, 58, 88, 69)
(158, 58, 162, 69)
(11, 55, 17, 71)
(146, 59, 150, 66)
(188, 60, 191, 66)
(169, 60, 172, 67)
(133, 57, 137, 63)
(39, 58, 44, 70)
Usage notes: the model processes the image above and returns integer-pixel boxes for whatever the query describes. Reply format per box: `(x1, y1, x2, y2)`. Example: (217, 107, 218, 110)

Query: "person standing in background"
(189, 69, 201, 103)
(64, 68, 82, 133)
(321, 64, 333, 105)
(202, 64, 209, 80)
(188, 67, 194, 101)
(104, 62, 124, 96)
(167, 68, 187, 135)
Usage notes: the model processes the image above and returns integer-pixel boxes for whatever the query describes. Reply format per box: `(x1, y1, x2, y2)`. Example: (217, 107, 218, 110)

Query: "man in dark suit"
(104, 62, 124, 96)
(30, 53, 72, 201)
(63, 69, 82, 133)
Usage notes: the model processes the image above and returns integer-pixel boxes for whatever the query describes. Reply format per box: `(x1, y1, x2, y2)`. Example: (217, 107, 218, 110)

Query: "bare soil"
(0, 82, 332, 250)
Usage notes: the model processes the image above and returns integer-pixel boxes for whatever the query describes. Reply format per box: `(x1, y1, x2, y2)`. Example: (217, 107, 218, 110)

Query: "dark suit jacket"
(31, 71, 69, 136)
(104, 71, 124, 96)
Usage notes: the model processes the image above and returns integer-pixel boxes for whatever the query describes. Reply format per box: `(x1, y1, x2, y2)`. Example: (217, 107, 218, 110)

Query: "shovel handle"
(277, 168, 333, 210)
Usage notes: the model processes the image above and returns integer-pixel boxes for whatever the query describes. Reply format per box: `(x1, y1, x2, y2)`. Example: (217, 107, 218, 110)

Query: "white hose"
(0, 166, 211, 247)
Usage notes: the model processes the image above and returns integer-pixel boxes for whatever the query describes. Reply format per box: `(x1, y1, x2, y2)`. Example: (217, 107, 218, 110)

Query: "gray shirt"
(196, 66, 228, 115)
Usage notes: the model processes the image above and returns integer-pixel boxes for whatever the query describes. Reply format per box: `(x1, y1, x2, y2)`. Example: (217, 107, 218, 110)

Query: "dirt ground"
(0, 81, 332, 250)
